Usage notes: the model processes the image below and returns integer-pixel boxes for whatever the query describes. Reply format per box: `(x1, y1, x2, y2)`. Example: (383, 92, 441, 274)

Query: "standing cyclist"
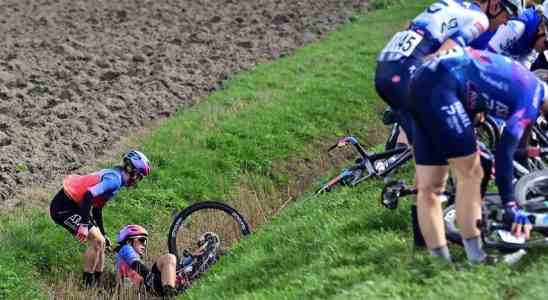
(49, 150, 151, 288)
(375, 0, 515, 248)
(408, 46, 548, 264)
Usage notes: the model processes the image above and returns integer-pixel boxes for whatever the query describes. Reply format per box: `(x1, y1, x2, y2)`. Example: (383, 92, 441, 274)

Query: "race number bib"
(379, 30, 423, 61)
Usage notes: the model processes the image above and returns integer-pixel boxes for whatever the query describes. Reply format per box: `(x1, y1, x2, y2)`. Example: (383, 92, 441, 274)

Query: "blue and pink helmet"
(122, 150, 151, 177)
(117, 224, 149, 244)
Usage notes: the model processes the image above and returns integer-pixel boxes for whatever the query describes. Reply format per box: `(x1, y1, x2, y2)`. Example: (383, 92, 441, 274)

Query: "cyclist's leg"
(376, 59, 423, 247)
(449, 153, 483, 239)
(50, 190, 106, 286)
(424, 83, 483, 263)
(410, 65, 469, 260)
(415, 165, 449, 248)
(411, 109, 450, 252)
(449, 152, 486, 264)
(83, 226, 105, 274)
(156, 254, 176, 286)
(151, 254, 177, 296)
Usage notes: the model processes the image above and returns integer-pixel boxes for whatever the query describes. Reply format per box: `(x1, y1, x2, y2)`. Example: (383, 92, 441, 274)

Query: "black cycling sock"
(93, 272, 103, 287)
(83, 272, 94, 288)
(162, 285, 177, 298)
(411, 204, 426, 248)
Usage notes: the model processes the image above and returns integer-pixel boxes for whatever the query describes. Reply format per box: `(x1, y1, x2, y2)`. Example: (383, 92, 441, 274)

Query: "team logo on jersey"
(441, 102, 472, 135)
(479, 71, 509, 92)
(64, 214, 82, 230)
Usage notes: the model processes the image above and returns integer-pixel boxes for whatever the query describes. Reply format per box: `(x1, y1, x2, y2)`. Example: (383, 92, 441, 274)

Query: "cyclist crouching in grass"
(49, 150, 151, 288)
(114, 224, 178, 298)
(409, 46, 548, 264)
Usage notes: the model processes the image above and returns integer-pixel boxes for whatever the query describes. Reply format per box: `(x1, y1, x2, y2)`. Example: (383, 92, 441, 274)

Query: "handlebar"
(327, 135, 368, 159)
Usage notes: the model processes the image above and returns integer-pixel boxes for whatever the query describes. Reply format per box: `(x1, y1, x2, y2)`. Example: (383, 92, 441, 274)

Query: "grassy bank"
(6, 1, 545, 300)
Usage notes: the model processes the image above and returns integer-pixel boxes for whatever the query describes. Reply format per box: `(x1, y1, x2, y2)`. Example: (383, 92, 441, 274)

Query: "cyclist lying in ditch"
(114, 224, 178, 298)
(408, 46, 548, 264)
(374, 0, 516, 248)
(49, 150, 151, 288)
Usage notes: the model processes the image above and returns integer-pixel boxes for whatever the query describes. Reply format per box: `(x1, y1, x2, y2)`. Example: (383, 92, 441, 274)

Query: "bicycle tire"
(475, 117, 499, 150)
(168, 201, 251, 261)
(514, 169, 548, 208)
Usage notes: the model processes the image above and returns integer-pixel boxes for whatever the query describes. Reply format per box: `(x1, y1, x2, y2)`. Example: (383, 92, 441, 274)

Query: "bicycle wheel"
(168, 201, 251, 262)
(514, 170, 548, 209)
(475, 117, 499, 150)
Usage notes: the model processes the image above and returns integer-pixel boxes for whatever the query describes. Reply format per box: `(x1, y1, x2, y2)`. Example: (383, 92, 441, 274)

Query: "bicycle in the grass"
(167, 201, 251, 292)
(314, 134, 413, 194)
(381, 146, 548, 253)
(315, 109, 499, 195)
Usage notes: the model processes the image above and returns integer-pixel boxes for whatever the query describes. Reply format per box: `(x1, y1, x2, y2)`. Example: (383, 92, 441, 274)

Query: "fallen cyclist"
(115, 224, 222, 297)
(114, 224, 178, 297)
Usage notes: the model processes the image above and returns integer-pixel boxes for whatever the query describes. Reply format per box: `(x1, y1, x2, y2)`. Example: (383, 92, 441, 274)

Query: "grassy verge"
(0, 0, 406, 297)
(6, 1, 545, 300)
(0, 0, 416, 299)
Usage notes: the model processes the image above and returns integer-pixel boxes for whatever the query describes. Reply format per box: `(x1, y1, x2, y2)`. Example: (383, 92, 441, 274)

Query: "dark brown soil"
(0, 0, 370, 206)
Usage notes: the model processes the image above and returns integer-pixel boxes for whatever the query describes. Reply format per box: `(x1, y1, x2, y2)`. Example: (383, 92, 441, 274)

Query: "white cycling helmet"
(543, 0, 548, 19)
(501, 0, 525, 17)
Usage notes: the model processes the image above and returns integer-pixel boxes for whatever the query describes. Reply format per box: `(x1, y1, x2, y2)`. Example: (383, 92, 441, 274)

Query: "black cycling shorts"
(50, 189, 94, 236)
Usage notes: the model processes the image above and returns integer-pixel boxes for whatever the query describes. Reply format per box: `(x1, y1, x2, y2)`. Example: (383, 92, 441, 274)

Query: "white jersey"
(487, 7, 542, 69)
(412, 0, 488, 46)
(379, 0, 488, 61)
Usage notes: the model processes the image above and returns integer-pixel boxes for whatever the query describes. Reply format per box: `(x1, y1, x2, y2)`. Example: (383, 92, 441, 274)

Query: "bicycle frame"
(327, 135, 413, 179)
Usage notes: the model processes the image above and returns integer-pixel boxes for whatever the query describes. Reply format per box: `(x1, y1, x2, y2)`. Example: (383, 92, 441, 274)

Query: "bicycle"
(381, 157, 548, 253)
(315, 135, 413, 195)
(168, 201, 251, 292)
(315, 112, 499, 195)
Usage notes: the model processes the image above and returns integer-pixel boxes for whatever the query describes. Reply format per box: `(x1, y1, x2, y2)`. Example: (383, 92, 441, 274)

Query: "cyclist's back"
(406, 0, 488, 56)
(432, 47, 540, 113)
(375, 0, 488, 129)
(411, 47, 545, 205)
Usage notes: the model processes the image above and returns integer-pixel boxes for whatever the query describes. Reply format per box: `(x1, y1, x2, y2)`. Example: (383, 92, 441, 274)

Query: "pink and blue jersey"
(115, 244, 144, 286)
(63, 168, 126, 208)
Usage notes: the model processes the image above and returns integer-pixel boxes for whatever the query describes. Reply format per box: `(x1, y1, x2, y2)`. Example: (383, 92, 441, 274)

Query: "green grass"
(4, 0, 548, 299)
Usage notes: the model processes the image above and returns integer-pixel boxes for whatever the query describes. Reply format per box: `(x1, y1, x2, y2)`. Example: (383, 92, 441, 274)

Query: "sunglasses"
(130, 236, 148, 245)
(129, 172, 144, 182)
